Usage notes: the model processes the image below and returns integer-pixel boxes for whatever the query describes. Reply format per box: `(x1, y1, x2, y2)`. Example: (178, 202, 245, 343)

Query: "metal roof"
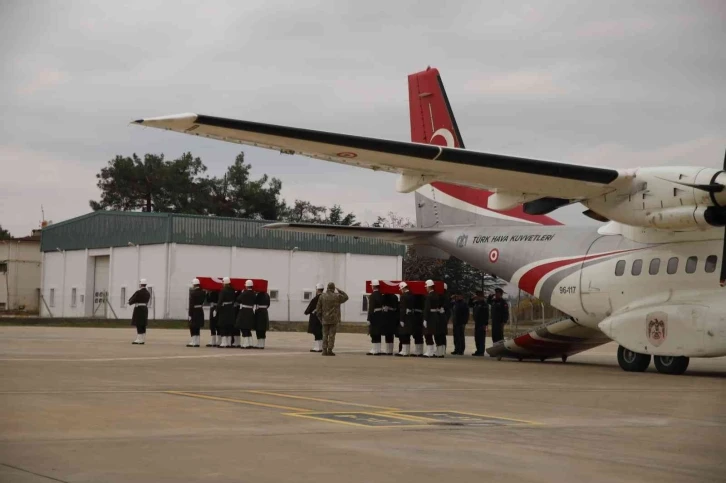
(40, 212, 405, 257)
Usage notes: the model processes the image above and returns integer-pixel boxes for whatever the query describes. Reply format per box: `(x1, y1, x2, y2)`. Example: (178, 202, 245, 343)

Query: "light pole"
(287, 247, 298, 322)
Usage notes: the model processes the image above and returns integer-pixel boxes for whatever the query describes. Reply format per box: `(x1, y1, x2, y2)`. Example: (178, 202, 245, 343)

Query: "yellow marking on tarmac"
(285, 411, 429, 428)
(165, 391, 309, 412)
(385, 410, 541, 425)
(247, 390, 399, 411)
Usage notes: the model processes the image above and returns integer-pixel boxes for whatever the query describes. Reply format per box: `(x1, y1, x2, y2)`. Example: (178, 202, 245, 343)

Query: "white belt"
(414, 309, 423, 313)
(210, 303, 217, 307)
(406, 309, 413, 314)
(373, 308, 383, 312)
(240, 305, 254, 309)
(222, 302, 233, 306)
(135, 303, 147, 307)
(257, 305, 268, 309)
(192, 305, 202, 308)
(438, 308, 445, 313)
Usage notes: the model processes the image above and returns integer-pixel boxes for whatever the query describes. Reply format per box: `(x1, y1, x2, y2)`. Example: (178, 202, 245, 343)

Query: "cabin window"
(631, 259, 643, 276)
(615, 260, 626, 276)
(667, 257, 679, 274)
(705, 255, 718, 273)
(685, 256, 697, 274)
(649, 258, 660, 275)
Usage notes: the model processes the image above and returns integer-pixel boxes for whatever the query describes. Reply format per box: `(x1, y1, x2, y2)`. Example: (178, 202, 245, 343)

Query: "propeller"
(657, 178, 724, 193)
(721, 149, 726, 287)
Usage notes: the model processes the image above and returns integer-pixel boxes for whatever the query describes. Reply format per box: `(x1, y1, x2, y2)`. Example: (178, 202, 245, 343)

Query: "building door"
(93, 256, 110, 317)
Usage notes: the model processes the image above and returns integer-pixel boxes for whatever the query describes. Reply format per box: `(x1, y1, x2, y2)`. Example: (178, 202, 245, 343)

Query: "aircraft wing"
(133, 113, 626, 200)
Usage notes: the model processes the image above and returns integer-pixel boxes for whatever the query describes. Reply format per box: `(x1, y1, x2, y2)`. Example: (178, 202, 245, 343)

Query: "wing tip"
(131, 113, 199, 127)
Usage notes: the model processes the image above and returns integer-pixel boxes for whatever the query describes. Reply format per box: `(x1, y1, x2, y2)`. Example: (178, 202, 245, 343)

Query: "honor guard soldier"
(254, 289, 270, 349)
(206, 290, 220, 347)
(451, 294, 469, 355)
(129, 279, 151, 344)
(231, 290, 242, 348)
(442, 283, 452, 352)
(471, 290, 489, 356)
(423, 279, 441, 358)
(490, 288, 509, 344)
(305, 283, 324, 352)
(235, 280, 257, 349)
(396, 282, 414, 356)
(315, 282, 349, 356)
(187, 279, 205, 347)
(218, 277, 236, 348)
(411, 293, 425, 356)
(366, 280, 384, 355)
(382, 291, 399, 355)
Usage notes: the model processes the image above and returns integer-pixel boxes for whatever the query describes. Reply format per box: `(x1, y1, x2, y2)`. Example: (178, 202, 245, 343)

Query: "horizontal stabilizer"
(263, 223, 442, 244)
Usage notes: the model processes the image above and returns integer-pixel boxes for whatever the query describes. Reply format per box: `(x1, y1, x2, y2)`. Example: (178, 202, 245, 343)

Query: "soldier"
(471, 290, 489, 356)
(366, 280, 384, 355)
(490, 288, 509, 344)
(411, 293, 425, 357)
(423, 279, 440, 358)
(217, 277, 236, 348)
(434, 286, 448, 358)
(235, 280, 257, 349)
(187, 278, 205, 347)
(254, 289, 270, 349)
(315, 282, 349, 356)
(442, 283, 452, 353)
(382, 291, 399, 355)
(451, 294, 469, 355)
(206, 289, 220, 347)
(231, 289, 242, 348)
(396, 282, 414, 356)
(305, 283, 324, 352)
(129, 279, 151, 344)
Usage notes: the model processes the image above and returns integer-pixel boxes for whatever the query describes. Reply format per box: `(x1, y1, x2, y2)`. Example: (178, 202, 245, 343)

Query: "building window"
(649, 258, 660, 275)
(269, 289, 279, 301)
(120, 287, 127, 307)
(667, 257, 679, 274)
(631, 259, 643, 276)
(49, 289, 55, 307)
(302, 290, 313, 302)
(705, 255, 718, 273)
(361, 295, 369, 313)
(685, 256, 697, 274)
(0, 262, 7, 273)
(615, 260, 626, 276)
(71, 288, 77, 308)
(80, 294, 84, 305)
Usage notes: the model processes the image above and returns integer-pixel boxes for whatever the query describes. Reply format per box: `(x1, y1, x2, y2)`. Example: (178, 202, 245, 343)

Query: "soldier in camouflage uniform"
(315, 282, 349, 356)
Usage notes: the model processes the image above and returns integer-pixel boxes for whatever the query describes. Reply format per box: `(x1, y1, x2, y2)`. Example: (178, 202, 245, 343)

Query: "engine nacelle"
(599, 304, 726, 357)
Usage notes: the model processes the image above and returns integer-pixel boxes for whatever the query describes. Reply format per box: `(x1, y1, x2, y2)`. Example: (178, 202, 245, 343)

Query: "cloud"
(17, 68, 69, 95)
(463, 71, 564, 98)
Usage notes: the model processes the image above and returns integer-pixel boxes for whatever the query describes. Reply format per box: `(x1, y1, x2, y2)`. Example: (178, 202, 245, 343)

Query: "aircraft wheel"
(617, 345, 651, 372)
(496, 356, 503, 361)
(654, 355, 689, 375)
(561, 354, 568, 363)
(540, 357, 546, 362)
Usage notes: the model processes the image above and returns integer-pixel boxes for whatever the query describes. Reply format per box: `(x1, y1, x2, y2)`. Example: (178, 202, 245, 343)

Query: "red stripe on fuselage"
(431, 182, 562, 226)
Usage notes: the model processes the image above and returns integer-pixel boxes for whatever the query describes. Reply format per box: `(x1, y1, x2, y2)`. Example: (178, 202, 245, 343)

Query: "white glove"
(400, 321, 404, 327)
(424, 321, 428, 329)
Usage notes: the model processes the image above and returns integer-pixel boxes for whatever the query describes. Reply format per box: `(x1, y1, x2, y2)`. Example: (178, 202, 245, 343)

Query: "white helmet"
(444, 283, 448, 290)
(222, 277, 231, 284)
(245, 280, 253, 288)
(316, 283, 324, 290)
(371, 279, 380, 286)
(398, 282, 408, 291)
(425, 279, 434, 287)
(192, 278, 200, 286)
(139, 278, 147, 285)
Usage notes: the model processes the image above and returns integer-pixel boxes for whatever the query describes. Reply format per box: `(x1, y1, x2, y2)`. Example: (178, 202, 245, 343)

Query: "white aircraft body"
(134, 67, 726, 375)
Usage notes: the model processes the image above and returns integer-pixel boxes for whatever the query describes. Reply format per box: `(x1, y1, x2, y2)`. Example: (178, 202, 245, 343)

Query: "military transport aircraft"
(133, 67, 726, 375)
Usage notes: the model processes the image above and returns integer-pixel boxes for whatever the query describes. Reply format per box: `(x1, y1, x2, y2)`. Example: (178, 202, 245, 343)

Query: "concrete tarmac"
(1, 327, 724, 483)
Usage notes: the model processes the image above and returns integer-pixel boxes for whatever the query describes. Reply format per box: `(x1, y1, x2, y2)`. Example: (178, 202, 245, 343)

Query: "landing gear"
(561, 354, 568, 363)
(617, 345, 651, 372)
(654, 355, 689, 375)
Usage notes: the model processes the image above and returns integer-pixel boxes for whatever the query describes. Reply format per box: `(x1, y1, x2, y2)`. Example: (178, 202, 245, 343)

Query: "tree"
(0, 225, 11, 240)
(283, 200, 359, 226)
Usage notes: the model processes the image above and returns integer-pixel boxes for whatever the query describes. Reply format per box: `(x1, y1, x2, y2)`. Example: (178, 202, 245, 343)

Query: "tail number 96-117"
(559, 286, 577, 295)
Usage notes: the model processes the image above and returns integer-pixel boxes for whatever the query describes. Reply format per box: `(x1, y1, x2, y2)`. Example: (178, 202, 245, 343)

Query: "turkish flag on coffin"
(365, 280, 445, 295)
(196, 277, 269, 292)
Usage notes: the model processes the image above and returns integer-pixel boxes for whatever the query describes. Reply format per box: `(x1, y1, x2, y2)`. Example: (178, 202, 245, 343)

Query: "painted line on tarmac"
(246, 390, 399, 411)
(0, 352, 310, 362)
(284, 411, 430, 429)
(165, 391, 310, 412)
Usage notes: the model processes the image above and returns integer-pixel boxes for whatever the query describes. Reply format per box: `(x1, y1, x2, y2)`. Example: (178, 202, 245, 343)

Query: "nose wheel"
(617, 345, 651, 372)
(653, 355, 689, 375)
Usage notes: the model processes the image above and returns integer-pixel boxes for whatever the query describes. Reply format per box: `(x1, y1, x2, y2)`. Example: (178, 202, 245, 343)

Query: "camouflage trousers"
(322, 324, 338, 353)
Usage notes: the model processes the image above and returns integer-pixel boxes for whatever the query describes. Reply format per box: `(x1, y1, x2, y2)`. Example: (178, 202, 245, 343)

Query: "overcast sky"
(1, 0, 724, 236)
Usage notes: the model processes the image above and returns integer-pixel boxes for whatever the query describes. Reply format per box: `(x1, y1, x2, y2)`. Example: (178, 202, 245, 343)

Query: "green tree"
(0, 224, 11, 240)
(283, 200, 359, 225)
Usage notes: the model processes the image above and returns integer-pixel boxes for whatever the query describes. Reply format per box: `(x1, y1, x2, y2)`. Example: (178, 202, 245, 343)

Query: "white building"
(0, 232, 42, 312)
(39, 212, 403, 323)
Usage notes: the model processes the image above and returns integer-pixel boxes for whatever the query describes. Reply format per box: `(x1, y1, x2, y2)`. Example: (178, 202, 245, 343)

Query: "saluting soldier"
(366, 280, 384, 355)
(206, 290, 220, 347)
(396, 282, 414, 356)
(315, 282, 349, 356)
(187, 278, 205, 348)
(235, 280, 257, 349)
(305, 283, 324, 352)
(217, 277, 236, 348)
(129, 279, 151, 345)
(490, 288, 509, 344)
(423, 279, 441, 358)
(254, 289, 270, 349)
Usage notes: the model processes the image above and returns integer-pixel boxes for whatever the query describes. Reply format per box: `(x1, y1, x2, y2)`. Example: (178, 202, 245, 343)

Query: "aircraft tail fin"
(408, 67, 562, 228)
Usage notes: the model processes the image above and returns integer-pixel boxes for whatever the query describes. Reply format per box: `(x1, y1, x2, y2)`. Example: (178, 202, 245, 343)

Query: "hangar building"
(1, 232, 42, 312)
(39, 212, 403, 323)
